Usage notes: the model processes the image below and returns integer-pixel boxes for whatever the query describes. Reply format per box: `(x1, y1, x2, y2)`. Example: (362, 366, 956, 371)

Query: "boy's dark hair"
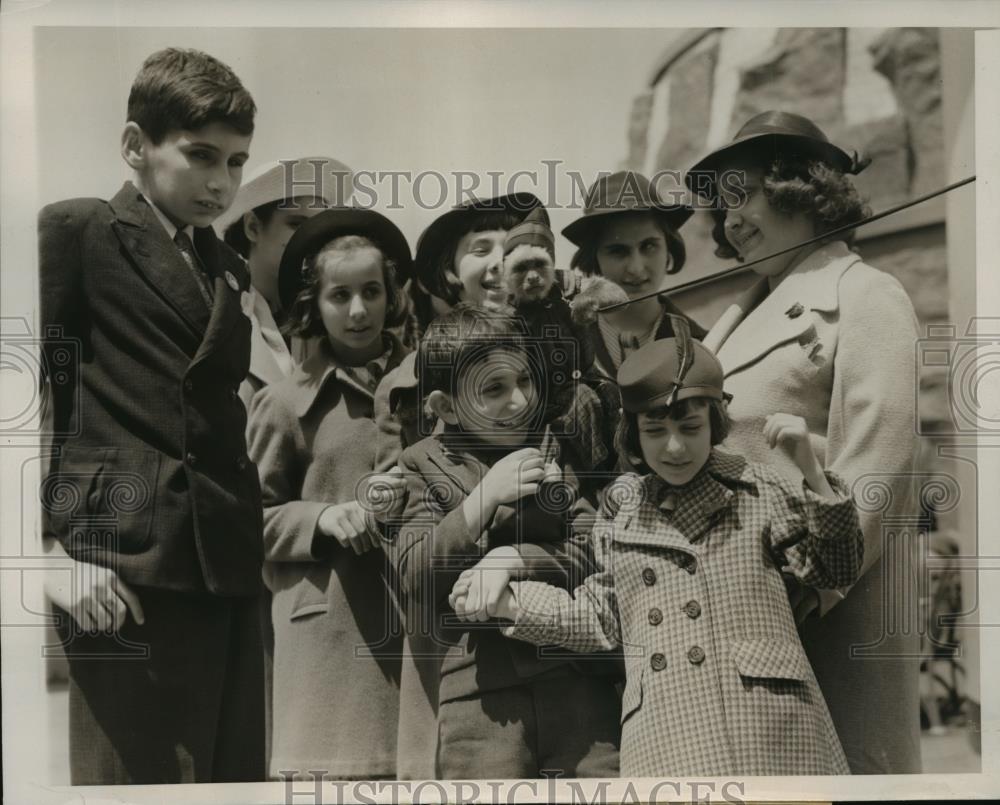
(283, 234, 408, 339)
(417, 303, 539, 400)
(615, 397, 732, 474)
(423, 209, 526, 310)
(709, 155, 871, 260)
(127, 48, 256, 144)
(223, 199, 281, 258)
(569, 211, 687, 277)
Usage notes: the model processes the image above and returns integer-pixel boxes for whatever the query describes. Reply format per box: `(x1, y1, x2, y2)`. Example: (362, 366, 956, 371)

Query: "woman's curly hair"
(710, 154, 872, 261)
(283, 234, 408, 339)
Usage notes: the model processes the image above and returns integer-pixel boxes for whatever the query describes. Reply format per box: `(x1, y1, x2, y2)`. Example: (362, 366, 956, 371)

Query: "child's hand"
(317, 500, 379, 555)
(764, 413, 819, 474)
(481, 447, 546, 509)
(764, 413, 836, 499)
(45, 561, 144, 633)
(452, 562, 513, 622)
(357, 467, 408, 523)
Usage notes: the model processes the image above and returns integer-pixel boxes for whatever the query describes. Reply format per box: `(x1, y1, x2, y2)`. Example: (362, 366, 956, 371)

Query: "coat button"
(683, 556, 697, 575)
(641, 567, 656, 586)
(183, 378, 194, 393)
(650, 652, 667, 672)
(688, 645, 706, 665)
(648, 607, 663, 626)
(683, 600, 701, 619)
(185, 451, 198, 467)
(236, 456, 248, 472)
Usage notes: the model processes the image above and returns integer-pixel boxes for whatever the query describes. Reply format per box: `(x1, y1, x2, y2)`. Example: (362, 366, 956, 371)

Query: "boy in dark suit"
(38, 48, 264, 784)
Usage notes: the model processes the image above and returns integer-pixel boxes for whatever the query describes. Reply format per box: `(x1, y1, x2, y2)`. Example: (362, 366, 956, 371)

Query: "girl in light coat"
(458, 335, 864, 776)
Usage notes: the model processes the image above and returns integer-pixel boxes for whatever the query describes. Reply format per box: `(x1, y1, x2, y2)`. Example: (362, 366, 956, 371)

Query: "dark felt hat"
(618, 335, 725, 413)
(278, 207, 412, 311)
(561, 171, 693, 247)
(413, 192, 545, 289)
(685, 110, 867, 198)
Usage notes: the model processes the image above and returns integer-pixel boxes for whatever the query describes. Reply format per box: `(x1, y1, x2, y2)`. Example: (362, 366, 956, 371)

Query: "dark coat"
(38, 182, 263, 596)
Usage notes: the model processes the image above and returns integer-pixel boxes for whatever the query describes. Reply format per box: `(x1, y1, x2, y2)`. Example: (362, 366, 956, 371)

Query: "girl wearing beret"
(461, 334, 865, 775)
(246, 209, 411, 779)
(690, 110, 922, 774)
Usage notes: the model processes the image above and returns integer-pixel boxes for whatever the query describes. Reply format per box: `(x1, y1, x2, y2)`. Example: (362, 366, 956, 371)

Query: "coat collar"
(712, 241, 860, 378)
(291, 332, 408, 418)
(245, 287, 293, 386)
(588, 294, 691, 380)
(615, 449, 755, 549)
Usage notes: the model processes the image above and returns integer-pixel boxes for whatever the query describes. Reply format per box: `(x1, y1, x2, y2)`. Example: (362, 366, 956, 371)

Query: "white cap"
(214, 155, 353, 234)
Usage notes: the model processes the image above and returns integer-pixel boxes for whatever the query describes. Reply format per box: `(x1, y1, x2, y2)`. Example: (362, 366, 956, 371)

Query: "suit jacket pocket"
(46, 446, 159, 554)
(732, 637, 809, 682)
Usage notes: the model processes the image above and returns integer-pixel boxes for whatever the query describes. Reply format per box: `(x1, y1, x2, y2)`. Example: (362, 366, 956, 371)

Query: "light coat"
(507, 452, 863, 776)
(705, 240, 922, 773)
(247, 336, 408, 779)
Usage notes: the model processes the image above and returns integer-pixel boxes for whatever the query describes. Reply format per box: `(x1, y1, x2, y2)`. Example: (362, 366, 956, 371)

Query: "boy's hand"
(318, 501, 379, 555)
(764, 413, 836, 499)
(45, 562, 144, 633)
(358, 467, 408, 523)
(480, 447, 546, 510)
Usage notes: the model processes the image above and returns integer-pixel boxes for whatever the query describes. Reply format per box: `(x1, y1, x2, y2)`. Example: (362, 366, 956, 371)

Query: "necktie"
(174, 229, 214, 307)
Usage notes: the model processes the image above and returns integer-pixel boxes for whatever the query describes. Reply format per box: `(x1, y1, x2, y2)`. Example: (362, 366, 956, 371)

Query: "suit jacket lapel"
(109, 183, 211, 336)
(715, 242, 859, 377)
(190, 228, 248, 368)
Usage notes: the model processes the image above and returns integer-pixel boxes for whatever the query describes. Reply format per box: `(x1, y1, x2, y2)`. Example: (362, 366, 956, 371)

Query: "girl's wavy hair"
(710, 154, 872, 261)
(283, 234, 408, 339)
(614, 397, 732, 474)
(569, 211, 687, 277)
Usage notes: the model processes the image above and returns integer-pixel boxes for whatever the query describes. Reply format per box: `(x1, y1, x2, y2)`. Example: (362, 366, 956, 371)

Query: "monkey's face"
(505, 247, 555, 303)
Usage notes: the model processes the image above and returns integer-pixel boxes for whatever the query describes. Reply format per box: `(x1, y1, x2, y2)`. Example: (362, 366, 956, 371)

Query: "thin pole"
(597, 175, 977, 313)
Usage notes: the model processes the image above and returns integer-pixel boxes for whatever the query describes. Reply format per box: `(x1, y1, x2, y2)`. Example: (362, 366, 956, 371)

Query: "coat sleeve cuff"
(263, 500, 332, 562)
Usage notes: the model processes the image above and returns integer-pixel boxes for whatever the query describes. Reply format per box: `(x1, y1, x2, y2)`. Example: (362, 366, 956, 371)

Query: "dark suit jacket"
(39, 182, 263, 596)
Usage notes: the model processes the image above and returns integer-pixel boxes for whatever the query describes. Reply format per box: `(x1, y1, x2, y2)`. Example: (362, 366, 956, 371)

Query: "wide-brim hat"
(215, 155, 353, 233)
(684, 111, 865, 198)
(561, 170, 693, 247)
(413, 192, 545, 287)
(278, 208, 412, 311)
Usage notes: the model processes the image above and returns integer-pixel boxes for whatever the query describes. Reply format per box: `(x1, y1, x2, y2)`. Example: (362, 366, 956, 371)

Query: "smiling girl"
(246, 208, 411, 779)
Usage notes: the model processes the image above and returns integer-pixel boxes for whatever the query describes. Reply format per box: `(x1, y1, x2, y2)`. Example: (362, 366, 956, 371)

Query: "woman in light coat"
(687, 110, 922, 774)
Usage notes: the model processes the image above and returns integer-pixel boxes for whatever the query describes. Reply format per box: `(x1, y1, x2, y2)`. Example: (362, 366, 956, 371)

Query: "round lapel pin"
(785, 302, 805, 319)
(225, 270, 241, 292)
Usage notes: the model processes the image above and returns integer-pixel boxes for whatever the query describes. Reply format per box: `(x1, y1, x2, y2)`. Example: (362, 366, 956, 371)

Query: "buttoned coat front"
(507, 452, 864, 777)
(247, 336, 408, 779)
(704, 241, 922, 773)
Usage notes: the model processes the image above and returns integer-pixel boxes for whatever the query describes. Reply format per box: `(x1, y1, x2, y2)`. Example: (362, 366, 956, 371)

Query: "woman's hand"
(317, 501, 379, 554)
(45, 561, 144, 633)
(357, 467, 408, 523)
(764, 413, 835, 498)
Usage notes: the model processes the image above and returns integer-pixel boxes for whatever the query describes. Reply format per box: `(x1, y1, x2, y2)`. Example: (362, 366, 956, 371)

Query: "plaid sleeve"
(499, 507, 621, 652)
(764, 467, 865, 590)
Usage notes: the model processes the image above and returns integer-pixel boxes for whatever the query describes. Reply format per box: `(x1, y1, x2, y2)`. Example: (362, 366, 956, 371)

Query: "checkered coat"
(505, 450, 863, 777)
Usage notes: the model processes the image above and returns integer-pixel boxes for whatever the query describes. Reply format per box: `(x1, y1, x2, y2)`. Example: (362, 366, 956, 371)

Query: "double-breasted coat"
(247, 335, 408, 779)
(506, 451, 864, 776)
(705, 241, 922, 773)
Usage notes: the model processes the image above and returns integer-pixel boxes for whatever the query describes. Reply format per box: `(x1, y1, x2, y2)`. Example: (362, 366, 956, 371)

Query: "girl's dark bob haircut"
(709, 152, 872, 261)
(283, 234, 408, 340)
(615, 396, 732, 474)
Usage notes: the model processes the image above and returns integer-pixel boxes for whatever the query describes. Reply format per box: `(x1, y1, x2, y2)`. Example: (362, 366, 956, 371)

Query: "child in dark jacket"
(389, 304, 622, 779)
